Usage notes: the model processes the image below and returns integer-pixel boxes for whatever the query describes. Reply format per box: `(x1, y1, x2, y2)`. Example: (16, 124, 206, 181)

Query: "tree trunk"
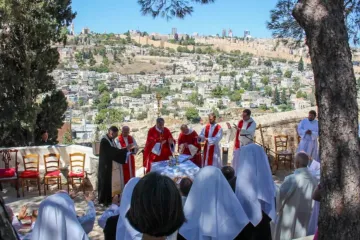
(293, 0, 360, 239)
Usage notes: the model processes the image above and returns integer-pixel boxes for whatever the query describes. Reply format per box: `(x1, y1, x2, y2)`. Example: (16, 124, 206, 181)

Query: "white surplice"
(114, 136, 138, 190)
(199, 124, 223, 168)
(179, 166, 249, 240)
(274, 168, 317, 240)
(234, 144, 276, 226)
(31, 193, 89, 240)
(297, 118, 319, 160)
(239, 118, 257, 147)
(307, 160, 321, 235)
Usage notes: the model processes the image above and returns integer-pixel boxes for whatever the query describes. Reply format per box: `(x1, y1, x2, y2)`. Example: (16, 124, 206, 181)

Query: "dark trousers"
(235, 211, 272, 240)
(104, 215, 120, 240)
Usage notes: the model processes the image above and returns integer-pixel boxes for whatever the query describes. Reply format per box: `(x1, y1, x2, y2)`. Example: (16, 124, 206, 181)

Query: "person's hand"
(31, 210, 38, 223)
(18, 205, 28, 220)
(183, 143, 188, 148)
(161, 140, 167, 145)
(126, 144, 135, 151)
(112, 195, 120, 206)
(168, 138, 174, 145)
(85, 191, 96, 202)
(306, 130, 312, 134)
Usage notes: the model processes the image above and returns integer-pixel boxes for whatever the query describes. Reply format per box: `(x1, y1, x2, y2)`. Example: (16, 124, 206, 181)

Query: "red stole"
(143, 127, 174, 173)
(178, 130, 201, 167)
(204, 124, 221, 166)
(118, 134, 135, 185)
(234, 120, 253, 150)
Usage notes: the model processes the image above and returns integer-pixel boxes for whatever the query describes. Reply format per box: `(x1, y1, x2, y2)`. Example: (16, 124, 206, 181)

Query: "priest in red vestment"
(198, 113, 223, 168)
(178, 124, 201, 167)
(233, 109, 257, 151)
(143, 118, 175, 172)
(115, 126, 138, 187)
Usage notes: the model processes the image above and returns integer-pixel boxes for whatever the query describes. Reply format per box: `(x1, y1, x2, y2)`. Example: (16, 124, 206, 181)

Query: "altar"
(150, 160, 200, 184)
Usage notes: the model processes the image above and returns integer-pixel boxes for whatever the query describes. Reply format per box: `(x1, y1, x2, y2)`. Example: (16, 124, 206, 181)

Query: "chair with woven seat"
(274, 135, 293, 170)
(67, 153, 86, 193)
(43, 153, 62, 195)
(19, 154, 41, 197)
(0, 150, 20, 198)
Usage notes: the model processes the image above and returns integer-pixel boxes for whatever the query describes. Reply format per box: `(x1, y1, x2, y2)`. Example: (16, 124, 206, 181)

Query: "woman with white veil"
(179, 166, 250, 240)
(31, 192, 89, 240)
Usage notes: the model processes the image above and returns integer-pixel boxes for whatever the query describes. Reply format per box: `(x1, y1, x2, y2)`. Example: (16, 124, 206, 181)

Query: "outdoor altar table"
(151, 160, 200, 184)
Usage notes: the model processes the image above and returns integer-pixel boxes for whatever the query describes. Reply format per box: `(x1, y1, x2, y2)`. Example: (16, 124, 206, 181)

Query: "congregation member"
(274, 152, 317, 240)
(36, 129, 54, 146)
(179, 177, 193, 206)
(232, 109, 257, 151)
(115, 126, 138, 188)
(179, 166, 249, 240)
(143, 118, 175, 172)
(125, 172, 184, 240)
(297, 110, 319, 160)
(0, 196, 18, 240)
(114, 177, 141, 240)
(307, 154, 321, 236)
(5, 205, 35, 240)
(98, 126, 134, 206)
(77, 192, 96, 234)
(198, 113, 223, 168)
(98, 195, 121, 229)
(177, 124, 201, 167)
(235, 144, 276, 240)
(31, 192, 89, 240)
(221, 166, 237, 192)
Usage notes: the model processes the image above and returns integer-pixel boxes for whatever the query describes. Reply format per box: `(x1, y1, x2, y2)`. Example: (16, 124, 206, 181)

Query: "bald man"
(274, 152, 317, 240)
(115, 126, 138, 189)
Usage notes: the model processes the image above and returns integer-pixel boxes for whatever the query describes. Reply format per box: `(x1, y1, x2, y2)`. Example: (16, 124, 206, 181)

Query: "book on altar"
(188, 144, 198, 157)
(151, 143, 161, 156)
(178, 154, 191, 163)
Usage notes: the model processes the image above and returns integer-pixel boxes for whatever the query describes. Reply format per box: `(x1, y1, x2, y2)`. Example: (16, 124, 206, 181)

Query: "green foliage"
(95, 108, 125, 125)
(264, 59, 273, 67)
(272, 87, 281, 105)
(185, 107, 200, 123)
(130, 85, 151, 98)
(281, 88, 287, 104)
(229, 89, 244, 102)
(298, 57, 304, 71)
(35, 91, 68, 144)
(278, 104, 294, 112)
(62, 130, 74, 145)
(284, 70, 293, 78)
(211, 86, 230, 98)
(296, 90, 308, 99)
(188, 92, 204, 106)
(275, 67, 283, 76)
(264, 86, 273, 97)
(0, 0, 75, 146)
(261, 76, 270, 86)
(137, 111, 148, 120)
(293, 77, 301, 91)
(97, 83, 109, 94)
(90, 64, 110, 73)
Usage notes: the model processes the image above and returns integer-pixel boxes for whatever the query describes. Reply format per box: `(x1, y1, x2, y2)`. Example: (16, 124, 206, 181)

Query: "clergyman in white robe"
(274, 153, 317, 240)
(199, 123, 223, 168)
(297, 118, 319, 160)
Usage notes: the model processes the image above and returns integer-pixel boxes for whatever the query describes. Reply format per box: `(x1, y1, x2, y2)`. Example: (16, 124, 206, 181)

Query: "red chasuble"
(143, 126, 175, 172)
(203, 124, 222, 166)
(178, 130, 201, 167)
(234, 120, 253, 150)
(118, 134, 135, 185)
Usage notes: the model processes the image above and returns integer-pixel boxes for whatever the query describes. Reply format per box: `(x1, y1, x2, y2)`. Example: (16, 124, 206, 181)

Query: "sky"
(71, 0, 278, 38)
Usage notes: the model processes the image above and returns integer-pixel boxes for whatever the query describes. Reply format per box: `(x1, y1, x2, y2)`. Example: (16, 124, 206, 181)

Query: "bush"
(185, 108, 200, 123)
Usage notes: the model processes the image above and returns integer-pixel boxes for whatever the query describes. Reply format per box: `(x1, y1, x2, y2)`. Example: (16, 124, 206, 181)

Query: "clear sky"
(71, 0, 278, 38)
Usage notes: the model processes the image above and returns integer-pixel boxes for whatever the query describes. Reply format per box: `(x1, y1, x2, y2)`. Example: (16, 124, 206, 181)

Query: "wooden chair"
(0, 150, 20, 198)
(67, 153, 86, 193)
(274, 135, 293, 170)
(297, 135, 301, 144)
(43, 153, 61, 195)
(19, 154, 41, 197)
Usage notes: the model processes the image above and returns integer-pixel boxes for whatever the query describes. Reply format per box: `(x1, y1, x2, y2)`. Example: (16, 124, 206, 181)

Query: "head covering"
(179, 166, 249, 240)
(31, 193, 88, 240)
(235, 144, 276, 226)
(116, 177, 141, 240)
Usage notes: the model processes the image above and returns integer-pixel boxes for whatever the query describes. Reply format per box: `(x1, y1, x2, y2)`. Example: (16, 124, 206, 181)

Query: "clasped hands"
(161, 138, 174, 145)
